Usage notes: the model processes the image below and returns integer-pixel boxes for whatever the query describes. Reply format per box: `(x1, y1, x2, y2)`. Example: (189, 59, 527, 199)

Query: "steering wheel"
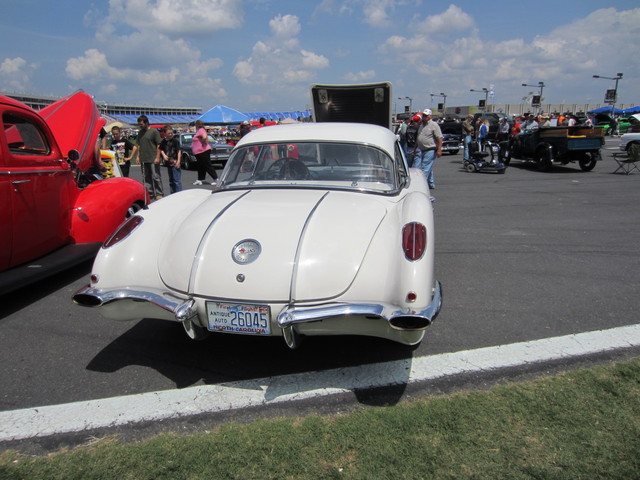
(265, 157, 311, 180)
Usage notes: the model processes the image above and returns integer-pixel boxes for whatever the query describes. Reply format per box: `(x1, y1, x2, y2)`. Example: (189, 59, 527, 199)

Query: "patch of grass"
(2, 357, 640, 479)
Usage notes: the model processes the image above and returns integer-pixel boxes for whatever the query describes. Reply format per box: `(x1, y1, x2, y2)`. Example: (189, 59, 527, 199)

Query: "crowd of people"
(99, 108, 631, 200)
(99, 116, 276, 201)
(400, 109, 562, 186)
(395, 108, 614, 187)
(397, 109, 443, 190)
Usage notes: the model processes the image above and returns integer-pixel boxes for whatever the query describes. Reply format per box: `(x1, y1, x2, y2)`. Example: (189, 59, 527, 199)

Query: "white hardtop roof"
(236, 122, 397, 156)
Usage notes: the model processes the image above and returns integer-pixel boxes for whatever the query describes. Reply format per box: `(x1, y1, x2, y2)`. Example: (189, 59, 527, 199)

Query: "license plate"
(206, 302, 271, 335)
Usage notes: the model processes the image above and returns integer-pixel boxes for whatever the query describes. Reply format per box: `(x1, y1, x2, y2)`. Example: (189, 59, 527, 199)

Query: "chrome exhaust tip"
(72, 290, 103, 307)
(389, 316, 432, 331)
(282, 325, 301, 349)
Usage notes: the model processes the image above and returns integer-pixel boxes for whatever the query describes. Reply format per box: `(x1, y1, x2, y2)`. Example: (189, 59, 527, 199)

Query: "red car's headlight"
(103, 215, 144, 248)
(402, 222, 427, 261)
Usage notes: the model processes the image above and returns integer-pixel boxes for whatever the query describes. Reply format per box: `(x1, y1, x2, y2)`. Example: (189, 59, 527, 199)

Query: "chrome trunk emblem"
(232, 239, 261, 264)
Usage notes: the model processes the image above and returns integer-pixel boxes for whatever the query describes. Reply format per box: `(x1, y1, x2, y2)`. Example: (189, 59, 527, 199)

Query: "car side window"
(394, 142, 409, 186)
(3, 112, 50, 156)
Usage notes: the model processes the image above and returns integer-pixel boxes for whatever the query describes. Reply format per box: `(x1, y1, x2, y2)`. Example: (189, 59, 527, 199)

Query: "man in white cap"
(412, 109, 443, 190)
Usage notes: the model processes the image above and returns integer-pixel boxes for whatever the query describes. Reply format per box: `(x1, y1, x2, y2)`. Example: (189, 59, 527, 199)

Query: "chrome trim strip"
(73, 285, 187, 316)
(278, 303, 384, 326)
(278, 280, 442, 331)
(0, 169, 68, 175)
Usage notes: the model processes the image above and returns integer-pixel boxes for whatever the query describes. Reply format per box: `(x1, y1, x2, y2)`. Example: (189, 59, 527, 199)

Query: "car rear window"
(219, 141, 397, 193)
(3, 112, 51, 156)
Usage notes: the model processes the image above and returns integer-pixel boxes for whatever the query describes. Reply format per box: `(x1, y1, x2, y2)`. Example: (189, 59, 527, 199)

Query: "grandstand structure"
(1, 91, 311, 125)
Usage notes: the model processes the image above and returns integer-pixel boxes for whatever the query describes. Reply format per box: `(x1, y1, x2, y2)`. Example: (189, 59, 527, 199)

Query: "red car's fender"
(70, 178, 148, 244)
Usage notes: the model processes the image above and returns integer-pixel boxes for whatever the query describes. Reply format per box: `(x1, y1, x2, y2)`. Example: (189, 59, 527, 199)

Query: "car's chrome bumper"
(277, 280, 442, 348)
(442, 143, 462, 150)
(73, 286, 186, 313)
(277, 280, 442, 330)
(73, 280, 442, 348)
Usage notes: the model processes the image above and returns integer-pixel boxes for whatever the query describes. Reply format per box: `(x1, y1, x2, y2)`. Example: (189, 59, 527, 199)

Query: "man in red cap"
(405, 114, 422, 163)
(412, 109, 442, 190)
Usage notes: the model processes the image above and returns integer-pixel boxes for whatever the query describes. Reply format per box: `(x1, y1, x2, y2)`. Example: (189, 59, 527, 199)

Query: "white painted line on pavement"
(2, 323, 640, 442)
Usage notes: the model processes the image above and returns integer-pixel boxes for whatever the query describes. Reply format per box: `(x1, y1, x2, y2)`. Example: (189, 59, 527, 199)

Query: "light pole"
(397, 96, 413, 115)
(593, 73, 623, 117)
(470, 88, 489, 112)
(522, 81, 545, 113)
(430, 92, 447, 114)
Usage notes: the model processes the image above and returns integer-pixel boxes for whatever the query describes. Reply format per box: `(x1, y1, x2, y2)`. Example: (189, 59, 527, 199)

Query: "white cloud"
(360, 0, 417, 28)
(412, 4, 474, 34)
(313, 0, 415, 28)
(377, 6, 640, 104)
(232, 59, 254, 83)
(1, 57, 27, 74)
(0, 57, 38, 92)
(63, 0, 236, 105)
(66, 48, 226, 103)
(66, 49, 121, 81)
(362, 0, 394, 28)
(233, 15, 329, 89)
(344, 70, 376, 82)
(105, 0, 243, 37)
(269, 14, 301, 38)
(301, 50, 330, 69)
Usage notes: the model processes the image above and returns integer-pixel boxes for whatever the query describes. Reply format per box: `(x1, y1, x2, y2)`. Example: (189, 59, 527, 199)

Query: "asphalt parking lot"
(428, 137, 639, 352)
(1, 137, 639, 449)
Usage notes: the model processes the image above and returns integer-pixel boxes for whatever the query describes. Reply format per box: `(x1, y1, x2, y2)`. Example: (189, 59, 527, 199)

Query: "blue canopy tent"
(623, 106, 640, 114)
(197, 104, 248, 125)
(587, 106, 624, 115)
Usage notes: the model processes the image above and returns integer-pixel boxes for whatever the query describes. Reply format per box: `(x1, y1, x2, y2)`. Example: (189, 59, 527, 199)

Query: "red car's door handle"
(11, 179, 30, 191)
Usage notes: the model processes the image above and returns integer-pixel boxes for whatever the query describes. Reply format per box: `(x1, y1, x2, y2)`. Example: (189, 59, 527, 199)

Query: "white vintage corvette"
(73, 122, 442, 348)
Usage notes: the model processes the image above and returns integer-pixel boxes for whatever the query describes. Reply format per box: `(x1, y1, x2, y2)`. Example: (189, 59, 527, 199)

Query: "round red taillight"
(402, 222, 427, 261)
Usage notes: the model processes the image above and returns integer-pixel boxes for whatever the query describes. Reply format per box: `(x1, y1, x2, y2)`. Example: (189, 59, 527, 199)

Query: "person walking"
(397, 117, 408, 154)
(412, 109, 443, 190)
(192, 119, 218, 186)
(136, 114, 164, 200)
(405, 114, 421, 163)
(159, 125, 182, 193)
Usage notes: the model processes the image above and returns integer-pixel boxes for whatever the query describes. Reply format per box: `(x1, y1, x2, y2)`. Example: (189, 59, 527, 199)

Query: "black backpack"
(406, 125, 418, 146)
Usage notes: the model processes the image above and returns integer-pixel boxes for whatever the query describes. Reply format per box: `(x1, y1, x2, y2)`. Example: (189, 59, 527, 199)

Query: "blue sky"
(1, 0, 638, 113)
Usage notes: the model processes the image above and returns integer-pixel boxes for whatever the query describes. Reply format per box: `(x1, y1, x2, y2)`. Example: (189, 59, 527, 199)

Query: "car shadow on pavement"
(86, 317, 416, 406)
(0, 260, 93, 321)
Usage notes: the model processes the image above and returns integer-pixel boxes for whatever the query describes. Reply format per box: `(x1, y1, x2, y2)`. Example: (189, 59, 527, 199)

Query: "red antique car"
(0, 91, 149, 295)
